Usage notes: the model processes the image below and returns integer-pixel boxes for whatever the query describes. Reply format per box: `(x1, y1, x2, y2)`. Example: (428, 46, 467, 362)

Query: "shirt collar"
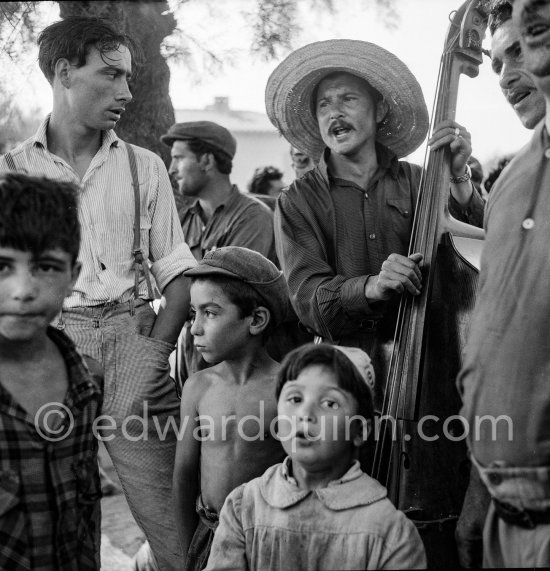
(217, 184, 240, 210)
(0, 327, 101, 424)
(317, 142, 400, 185)
(32, 115, 51, 148)
(261, 457, 387, 510)
(188, 184, 240, 216)
(32, 114, 119, 151)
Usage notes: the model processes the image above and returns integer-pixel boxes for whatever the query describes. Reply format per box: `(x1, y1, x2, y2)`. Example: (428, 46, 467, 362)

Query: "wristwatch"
(450, 163, 471, 184)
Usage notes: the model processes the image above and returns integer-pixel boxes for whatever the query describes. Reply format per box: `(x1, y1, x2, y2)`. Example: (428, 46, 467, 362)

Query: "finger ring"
(454, 127, 460, 137)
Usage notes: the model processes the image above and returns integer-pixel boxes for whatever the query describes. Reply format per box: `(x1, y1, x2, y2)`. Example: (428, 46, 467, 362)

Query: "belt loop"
(129, 298, 136, 317)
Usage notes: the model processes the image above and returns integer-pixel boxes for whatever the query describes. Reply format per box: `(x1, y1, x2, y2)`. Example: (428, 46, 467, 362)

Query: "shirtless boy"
(173, 246, 288, 570)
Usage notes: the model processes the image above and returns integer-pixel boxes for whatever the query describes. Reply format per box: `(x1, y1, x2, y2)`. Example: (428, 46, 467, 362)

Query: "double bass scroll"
(371, 1, 489, 567)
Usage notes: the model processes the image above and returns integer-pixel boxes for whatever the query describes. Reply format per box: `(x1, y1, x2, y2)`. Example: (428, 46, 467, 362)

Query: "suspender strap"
(4, 152, 17, 171)
(125, 142, 154, 300)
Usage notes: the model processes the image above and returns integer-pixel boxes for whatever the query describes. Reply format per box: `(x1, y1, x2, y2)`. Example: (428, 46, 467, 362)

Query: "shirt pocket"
(386, 198, 413, 240)
(0, 470, 30, 568)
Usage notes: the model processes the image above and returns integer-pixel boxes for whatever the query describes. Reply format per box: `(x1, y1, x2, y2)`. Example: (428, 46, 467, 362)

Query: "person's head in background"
(290, 147, 314, 179)
(248, 166, 285, 198)
(161, 121, 236, 198)
(490, 0, 546, 129)
(467, 156, 484, 196)
(484, 154, 514, 194)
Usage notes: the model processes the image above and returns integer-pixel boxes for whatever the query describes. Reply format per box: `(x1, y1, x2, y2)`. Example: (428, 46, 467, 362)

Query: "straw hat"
(265, 39, 429, 159)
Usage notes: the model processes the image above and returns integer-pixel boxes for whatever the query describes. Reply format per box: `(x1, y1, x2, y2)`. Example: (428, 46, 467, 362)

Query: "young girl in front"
(205, 342, 426, 570)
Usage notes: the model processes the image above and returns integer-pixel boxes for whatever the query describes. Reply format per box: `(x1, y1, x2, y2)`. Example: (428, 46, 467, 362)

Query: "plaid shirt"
(0, 327, 103, 570)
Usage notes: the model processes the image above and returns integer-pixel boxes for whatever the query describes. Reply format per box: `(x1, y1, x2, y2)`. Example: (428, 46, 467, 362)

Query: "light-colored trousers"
(473, 456, 550, 568)
(483, 502, 550, 567)
(59, 301, 183, 571)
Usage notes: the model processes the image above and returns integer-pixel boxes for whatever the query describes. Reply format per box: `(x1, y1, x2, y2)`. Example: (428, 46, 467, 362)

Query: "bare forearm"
(450, 180, 474, 207)
(173, 469, 199, 559)
(150, 274, 192, 344)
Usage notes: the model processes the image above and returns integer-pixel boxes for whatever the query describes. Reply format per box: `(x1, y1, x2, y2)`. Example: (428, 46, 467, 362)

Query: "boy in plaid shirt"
(0, 173, 103, 570)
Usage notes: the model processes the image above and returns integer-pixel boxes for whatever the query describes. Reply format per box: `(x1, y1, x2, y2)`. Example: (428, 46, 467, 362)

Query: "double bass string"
(372, 47, 455, 495)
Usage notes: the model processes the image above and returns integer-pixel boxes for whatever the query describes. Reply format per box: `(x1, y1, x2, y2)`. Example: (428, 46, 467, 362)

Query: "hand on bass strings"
(428, 119, 472, 178)
(365, 253, 423, 302)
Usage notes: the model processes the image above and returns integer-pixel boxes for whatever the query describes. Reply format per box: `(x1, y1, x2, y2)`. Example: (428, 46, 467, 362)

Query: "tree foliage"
(0, 0, 400, 162)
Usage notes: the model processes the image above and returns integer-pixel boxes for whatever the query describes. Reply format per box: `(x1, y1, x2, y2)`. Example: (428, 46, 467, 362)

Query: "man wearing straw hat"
(266, 39, 484, 408)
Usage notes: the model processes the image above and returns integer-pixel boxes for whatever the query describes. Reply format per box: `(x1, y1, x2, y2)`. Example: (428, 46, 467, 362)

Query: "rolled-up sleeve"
(148, 155, 196, 292)
(275, 192, 377, 341)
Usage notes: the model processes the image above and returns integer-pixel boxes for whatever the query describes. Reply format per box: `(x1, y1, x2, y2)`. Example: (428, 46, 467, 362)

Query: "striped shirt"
(0, 116, 196, 307)
(0, 327, 103, 570)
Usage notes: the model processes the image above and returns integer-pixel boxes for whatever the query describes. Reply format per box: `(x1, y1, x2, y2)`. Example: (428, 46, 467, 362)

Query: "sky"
(3, 0, 534, 170)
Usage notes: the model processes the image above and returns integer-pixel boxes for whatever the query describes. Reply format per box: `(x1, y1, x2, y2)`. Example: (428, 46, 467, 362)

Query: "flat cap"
(184, 246, 289, 328)
(160, 121, 237, 159)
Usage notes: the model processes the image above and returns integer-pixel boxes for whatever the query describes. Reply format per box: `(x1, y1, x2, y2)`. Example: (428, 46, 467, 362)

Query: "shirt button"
(364, 193, 369, 199)
(522, 218, 535, 230)
(545, 148, 550, 159)
(369, 233, 376, 239)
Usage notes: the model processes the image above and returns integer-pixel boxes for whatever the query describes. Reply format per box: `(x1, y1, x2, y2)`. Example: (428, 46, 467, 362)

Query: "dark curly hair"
(248, 166, 283, 196)
(489, 1, 513, 35)
(38, 16, 143, 85)
(0, 173, 81, 262)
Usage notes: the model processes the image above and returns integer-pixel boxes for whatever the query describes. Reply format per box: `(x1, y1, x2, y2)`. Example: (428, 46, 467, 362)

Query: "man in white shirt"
(0, 16, 196, 570)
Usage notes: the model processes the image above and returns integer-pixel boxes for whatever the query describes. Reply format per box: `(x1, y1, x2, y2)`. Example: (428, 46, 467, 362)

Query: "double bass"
(371, 1, 489, 566)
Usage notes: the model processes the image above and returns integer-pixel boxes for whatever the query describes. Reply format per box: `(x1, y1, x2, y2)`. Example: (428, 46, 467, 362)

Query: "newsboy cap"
(160, 121, 237, 159)
(184, 246, 289, 328)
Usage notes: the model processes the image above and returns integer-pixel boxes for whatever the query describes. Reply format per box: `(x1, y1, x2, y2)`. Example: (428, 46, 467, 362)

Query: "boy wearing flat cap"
(173, 246, 288, 571)
(160, 121, 277, 382)
(267, 39, 485, 408)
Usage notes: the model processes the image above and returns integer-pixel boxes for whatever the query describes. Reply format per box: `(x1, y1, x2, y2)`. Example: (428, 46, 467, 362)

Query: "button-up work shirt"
(205, 459, 427, 570)
(458, 122, 550, 467)
(0, 328, 103, 570)
(179, 185, 275, 262)
(0, 117, 196, 307)
(275, 144, 484, 341)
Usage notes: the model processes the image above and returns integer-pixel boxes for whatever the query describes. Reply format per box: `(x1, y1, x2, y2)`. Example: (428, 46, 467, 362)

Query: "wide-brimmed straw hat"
(265, 39, 429, 159)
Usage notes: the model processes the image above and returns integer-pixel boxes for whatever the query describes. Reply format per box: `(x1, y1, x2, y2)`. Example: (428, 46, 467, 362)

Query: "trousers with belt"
(472, 455, 550, 568)
(58, 300, 183, 571)
(184, 496, 219, 571)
